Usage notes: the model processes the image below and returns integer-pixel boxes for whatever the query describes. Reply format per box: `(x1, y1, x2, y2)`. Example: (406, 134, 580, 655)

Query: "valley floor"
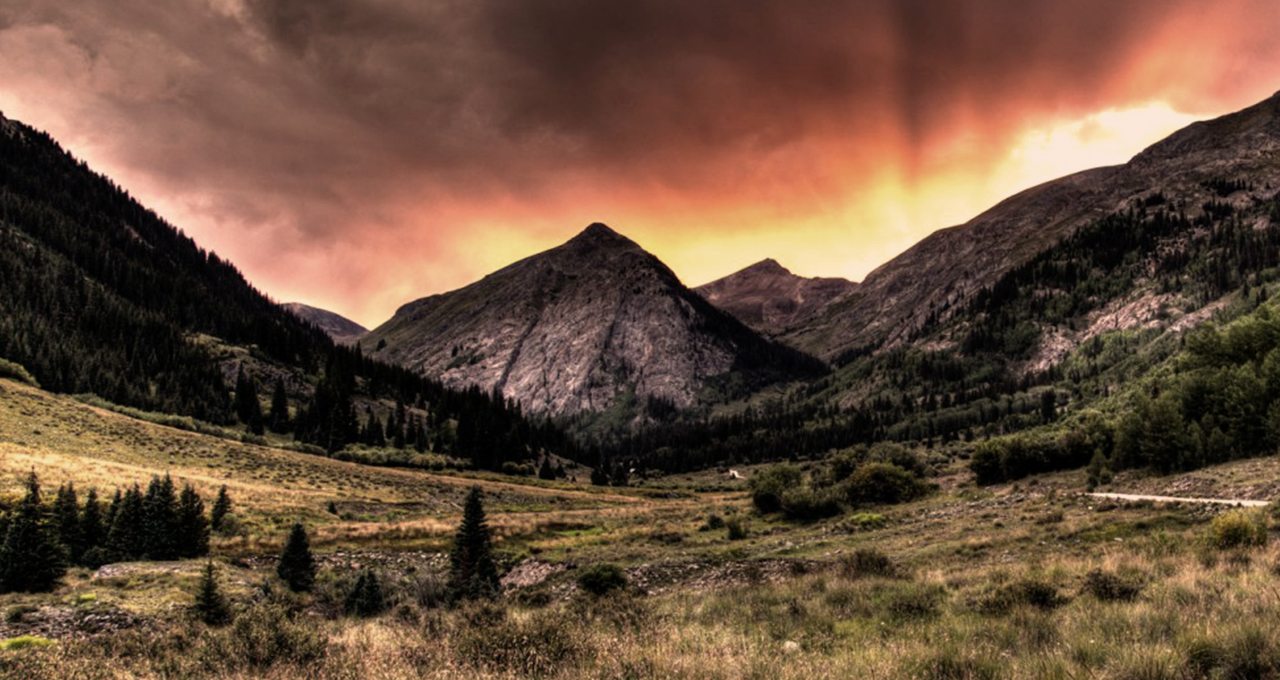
(3, 378, 1280, 678)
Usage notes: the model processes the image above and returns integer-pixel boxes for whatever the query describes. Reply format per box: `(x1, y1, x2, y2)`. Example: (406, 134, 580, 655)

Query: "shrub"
(0, 358, 39, 387)
(843, 463, 927, 506)
(725, 517, 748, 541)
(749, 464, 802, 513)
(875, 582, 946, 621)
(205, 604, 326, 670)
(839, 548, 898, 579)
(975, 578, 1066, 615)
(702, 513, 726, 530)
(1082, 568, 1144, 602)
(779, 486, 843, 520)
(577, 563, 628, 597)
(457, 609, 586, 677)
(1206, 510, 1268, 550)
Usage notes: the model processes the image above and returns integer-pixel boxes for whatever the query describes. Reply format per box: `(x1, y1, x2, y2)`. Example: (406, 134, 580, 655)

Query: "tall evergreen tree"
(0, 472, 66, 593)
(269, 377, 291, 433)
(193, 561, 230, 625)
(234, 366, 264, 434)
(53, 482, 82, 563)
(106, 485, 144, 561)
(447, 487, 500, 601)
(176, 484, 210, 558)
(277, 523, 316, 592)
(142, 475, 179, 560)
(80, 488, 105, 567)
(210, 485, 232, 533)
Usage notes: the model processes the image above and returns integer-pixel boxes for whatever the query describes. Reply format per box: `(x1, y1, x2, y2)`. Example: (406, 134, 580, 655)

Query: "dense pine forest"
(0, 118, 575, 470)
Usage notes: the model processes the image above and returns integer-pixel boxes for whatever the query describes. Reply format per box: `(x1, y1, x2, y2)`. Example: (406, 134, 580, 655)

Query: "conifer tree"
(176, 484, 210, 558)
(0, 472, 66, 593)
(344, 569, 386, 617)
(269, 377, 291, 433)
(80, 488, 105, 567)
(106, 485, 144, 561)
(447, 487, 499, 601)
(53, 482, 82, 563)
(234, 366, 264, 433)
(104, 488, 122, 533)
(210, 485, 232, 533)
(193, 561, 230, 625)
(538, 456, 556, 480)
(277, 523, 316, 592)
(142, 475, 179, 560)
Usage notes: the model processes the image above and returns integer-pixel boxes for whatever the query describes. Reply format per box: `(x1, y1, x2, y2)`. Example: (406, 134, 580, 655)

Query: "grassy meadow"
(4, 377, 1280, 678)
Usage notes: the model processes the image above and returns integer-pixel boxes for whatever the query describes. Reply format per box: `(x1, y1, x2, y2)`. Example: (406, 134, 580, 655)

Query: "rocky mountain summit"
(281, 303, 368, 345)
(695, 259, 856, 336)
(365, 223, 822, 417)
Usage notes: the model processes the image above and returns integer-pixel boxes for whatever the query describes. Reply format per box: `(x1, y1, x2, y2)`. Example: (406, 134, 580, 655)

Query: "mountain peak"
(570, 222, 629, 244)
(743, 258, 791, 276)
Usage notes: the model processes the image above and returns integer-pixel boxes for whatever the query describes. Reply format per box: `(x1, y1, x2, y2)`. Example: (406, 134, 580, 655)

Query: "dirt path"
(1087, 492, 1269, 507)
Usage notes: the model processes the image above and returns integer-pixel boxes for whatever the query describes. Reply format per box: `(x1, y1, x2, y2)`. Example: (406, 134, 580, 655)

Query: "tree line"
(0, 472, 231, 593)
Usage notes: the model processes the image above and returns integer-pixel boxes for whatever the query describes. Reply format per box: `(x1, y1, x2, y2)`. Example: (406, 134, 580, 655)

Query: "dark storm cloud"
(0, 0, 1277, 323)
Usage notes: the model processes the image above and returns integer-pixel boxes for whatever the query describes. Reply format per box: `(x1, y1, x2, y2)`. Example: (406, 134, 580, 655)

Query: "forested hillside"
(0, 114, 574, 469)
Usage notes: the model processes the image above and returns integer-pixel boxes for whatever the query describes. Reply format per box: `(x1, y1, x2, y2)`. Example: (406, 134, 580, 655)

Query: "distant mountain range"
(281, 303, 367, 345)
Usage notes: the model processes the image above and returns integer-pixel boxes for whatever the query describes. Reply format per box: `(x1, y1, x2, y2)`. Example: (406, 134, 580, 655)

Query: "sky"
(1, 1, 1279, 328)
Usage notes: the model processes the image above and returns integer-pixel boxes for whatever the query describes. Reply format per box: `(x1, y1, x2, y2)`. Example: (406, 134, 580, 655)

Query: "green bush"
(779, 486, 843, 520)
(577, 563, 628, 597)
(725, 517, 748, 541)
(843, 463, 927, 506)
(1206, 510, 1268, 550)
(749, 464, 802, 513)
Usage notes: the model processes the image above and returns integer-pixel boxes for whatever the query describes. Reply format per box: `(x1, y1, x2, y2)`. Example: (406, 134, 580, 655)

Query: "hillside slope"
(0, 112, 572, 466)
(784, 91, 1280, 361)
(366, 223, 823, 417)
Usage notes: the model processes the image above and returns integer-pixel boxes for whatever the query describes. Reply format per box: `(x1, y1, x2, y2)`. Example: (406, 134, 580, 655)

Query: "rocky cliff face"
(282, 303, 368, 345)
(695, 259, 856, 336)
(365, 223, 821, 416)
(783, 91, 1280, 361)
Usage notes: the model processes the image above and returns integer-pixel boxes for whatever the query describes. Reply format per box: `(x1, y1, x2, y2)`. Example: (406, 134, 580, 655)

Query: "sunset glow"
(1, 1, 1278, 327)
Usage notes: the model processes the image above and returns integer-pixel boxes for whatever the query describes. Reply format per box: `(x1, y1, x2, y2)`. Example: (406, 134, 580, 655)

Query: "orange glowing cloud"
(0, 0, 1278, 327)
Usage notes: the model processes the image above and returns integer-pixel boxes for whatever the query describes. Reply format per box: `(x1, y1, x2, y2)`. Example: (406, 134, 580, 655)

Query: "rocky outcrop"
(695, 259, 856, 336)
(365, 223, 822, 416)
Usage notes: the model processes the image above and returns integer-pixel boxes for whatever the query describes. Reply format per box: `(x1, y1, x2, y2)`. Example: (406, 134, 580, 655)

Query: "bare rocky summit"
(281, 302, 368, 345)
(365, 223, 821, 417)
(695, 259, 856, 336)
